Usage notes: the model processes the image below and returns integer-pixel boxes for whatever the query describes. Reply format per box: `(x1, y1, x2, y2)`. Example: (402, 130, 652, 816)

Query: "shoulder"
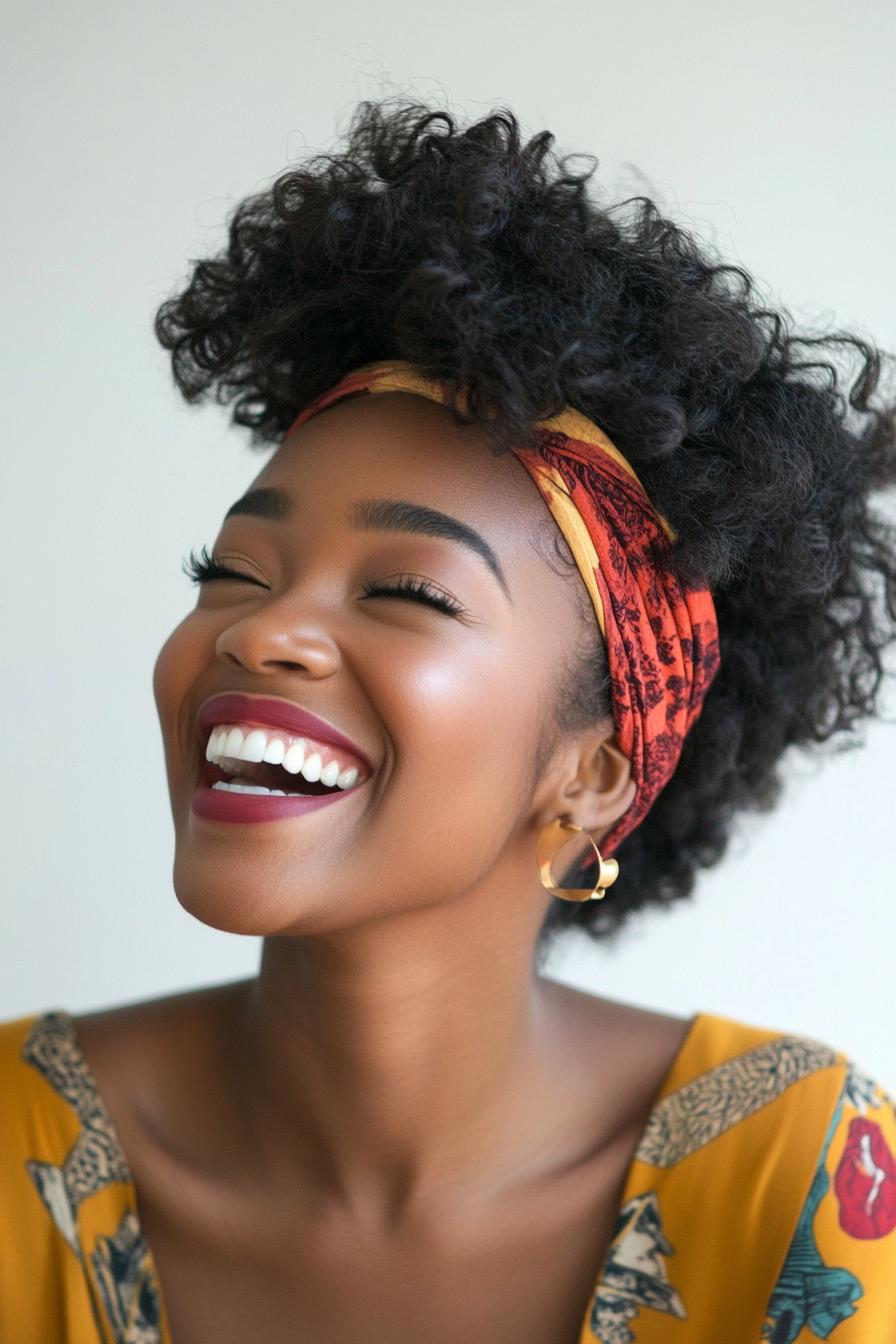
(694, 1010, 893, 1128)
(645, 1010, 884, 1157)
(0, 1005, 60, 1061)
(65, 977, 251, 1121)
(62, 979, 256, 1183)
(0, 980, 249, 1166)
(0, 1007, 83, 1134)
(659, 1012, 896, 1262)
(584, 1003, 891, 1186)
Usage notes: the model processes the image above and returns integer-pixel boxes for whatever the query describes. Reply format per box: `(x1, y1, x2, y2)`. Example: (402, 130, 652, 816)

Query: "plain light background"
(3, 1, 894, 1090)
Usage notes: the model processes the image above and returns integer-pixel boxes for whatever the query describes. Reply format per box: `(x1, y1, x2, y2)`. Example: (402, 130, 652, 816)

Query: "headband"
(287, 360, 721, 859)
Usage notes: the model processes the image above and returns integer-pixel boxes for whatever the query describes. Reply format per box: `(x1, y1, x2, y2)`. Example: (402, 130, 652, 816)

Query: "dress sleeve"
(761, 1056, 896, 1342)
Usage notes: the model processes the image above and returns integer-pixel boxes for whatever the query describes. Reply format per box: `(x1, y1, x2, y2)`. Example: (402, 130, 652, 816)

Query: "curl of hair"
(154, 98, 896, 962)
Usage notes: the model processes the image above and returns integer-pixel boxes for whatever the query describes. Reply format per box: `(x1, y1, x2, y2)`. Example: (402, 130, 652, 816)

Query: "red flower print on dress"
(834, 1115, 896, 1238)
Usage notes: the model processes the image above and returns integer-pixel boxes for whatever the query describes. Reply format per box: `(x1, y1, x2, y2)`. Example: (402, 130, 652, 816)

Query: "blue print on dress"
(761, 1087, 863, 1343)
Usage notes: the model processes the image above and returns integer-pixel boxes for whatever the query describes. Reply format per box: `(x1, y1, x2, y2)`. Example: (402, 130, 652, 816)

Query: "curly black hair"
(154, 98, 896, 964)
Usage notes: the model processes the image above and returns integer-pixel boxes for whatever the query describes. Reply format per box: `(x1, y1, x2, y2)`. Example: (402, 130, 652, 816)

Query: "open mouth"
(198, 733, 351, 798)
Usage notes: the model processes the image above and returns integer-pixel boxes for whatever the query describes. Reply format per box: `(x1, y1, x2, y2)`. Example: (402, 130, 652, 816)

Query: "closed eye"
(183, 547, 265, 587)
(360, 574, 464, 616)
(183, 547, 465, 617)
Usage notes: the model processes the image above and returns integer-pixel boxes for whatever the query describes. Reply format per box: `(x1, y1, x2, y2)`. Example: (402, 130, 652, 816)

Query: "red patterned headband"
(287, 360, 721, 857)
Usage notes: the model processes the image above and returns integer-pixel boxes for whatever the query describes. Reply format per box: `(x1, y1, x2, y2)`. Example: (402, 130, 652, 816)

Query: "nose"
(213, 603, 341, 678)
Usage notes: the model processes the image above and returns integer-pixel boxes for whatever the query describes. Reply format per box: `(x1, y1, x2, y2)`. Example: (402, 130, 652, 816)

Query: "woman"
(2, 100, 895, 1343)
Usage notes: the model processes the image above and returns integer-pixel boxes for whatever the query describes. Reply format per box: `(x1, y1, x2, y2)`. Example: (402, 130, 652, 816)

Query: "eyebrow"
(223, 487, 512, 601)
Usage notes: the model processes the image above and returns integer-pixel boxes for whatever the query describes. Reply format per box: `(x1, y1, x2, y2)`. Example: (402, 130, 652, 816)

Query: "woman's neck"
(231, 897, 570, 1221)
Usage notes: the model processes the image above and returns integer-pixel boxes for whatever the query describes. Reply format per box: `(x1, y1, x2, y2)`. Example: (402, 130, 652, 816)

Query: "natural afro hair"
(154, 97, 896, 963)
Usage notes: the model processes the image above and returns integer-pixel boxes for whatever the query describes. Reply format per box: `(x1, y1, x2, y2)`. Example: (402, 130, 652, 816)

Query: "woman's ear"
(533, 724, 635, 838)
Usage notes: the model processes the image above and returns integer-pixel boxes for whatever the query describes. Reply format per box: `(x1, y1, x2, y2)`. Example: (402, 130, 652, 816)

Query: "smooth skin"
(74, 392, 693, 1344)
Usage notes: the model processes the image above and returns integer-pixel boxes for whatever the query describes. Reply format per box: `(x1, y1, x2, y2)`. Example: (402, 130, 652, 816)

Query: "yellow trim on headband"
(528, 461, 607, 637)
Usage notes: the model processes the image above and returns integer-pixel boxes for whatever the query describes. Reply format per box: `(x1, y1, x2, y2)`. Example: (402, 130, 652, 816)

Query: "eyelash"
(182, 545, 465, 617)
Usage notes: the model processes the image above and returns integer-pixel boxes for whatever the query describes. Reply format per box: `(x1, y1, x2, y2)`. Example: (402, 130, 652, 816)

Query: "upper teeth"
(205, 723, 361, 789)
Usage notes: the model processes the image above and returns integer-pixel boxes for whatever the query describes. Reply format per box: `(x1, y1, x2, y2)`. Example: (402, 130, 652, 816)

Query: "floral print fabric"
(1, 1008, 893, 1342)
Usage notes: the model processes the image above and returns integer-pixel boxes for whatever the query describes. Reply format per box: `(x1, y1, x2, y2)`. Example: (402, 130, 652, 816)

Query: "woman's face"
(153, 391, 614, 936)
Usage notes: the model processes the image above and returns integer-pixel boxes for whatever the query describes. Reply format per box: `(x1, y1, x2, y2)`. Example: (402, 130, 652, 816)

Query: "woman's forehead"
(262, 389, 557, 550)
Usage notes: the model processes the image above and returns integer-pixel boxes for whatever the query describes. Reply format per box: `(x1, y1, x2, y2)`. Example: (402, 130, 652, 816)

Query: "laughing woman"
(3, 100, 896, 1343)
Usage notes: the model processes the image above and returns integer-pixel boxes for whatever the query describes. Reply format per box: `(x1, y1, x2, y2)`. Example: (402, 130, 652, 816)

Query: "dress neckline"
(51, 1005, 706, 1344)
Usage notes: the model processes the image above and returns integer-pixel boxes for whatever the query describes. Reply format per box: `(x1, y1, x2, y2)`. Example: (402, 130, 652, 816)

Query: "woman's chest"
(139, 1159, 626, 1344)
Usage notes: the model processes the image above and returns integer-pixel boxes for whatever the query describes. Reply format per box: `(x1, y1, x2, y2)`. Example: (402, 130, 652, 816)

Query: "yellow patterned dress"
(1, 1007, 894, 1342)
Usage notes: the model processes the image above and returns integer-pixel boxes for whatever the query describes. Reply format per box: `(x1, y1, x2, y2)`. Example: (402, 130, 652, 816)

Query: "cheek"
(152, 613, 208, 764)
(375, 637, 537, 809)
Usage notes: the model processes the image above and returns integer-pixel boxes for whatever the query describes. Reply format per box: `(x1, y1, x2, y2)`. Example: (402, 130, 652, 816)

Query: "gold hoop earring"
(536, 818, 620, 902)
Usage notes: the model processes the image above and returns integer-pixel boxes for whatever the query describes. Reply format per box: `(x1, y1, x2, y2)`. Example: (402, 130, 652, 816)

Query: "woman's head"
(152, 387, 636, 944)
(152, 98, 896, 962)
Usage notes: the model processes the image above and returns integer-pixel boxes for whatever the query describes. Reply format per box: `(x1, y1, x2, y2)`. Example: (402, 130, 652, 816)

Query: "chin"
(169, 858, 359, 938)
(172, 887, 274, 936)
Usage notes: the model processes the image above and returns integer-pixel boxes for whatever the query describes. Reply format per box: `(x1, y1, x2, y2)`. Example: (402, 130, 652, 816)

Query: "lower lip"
(191, 783, 359, 824)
